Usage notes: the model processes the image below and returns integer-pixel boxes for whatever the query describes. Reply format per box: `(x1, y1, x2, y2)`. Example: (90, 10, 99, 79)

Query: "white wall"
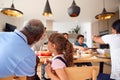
(80, 22, 92, 47)
(0, 13, 46, 31)
(0, 13, 25, 31)
(53, 21, 80, 33)
(53, 21, 92, 47)
(0, 13, 93, 47)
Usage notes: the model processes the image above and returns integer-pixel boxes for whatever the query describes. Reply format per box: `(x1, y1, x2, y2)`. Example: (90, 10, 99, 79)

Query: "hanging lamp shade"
(43, 0, 52, 17)
(0, 2, 23, 17)
(95, 0, 115, 20)
(68, 0, 80, 17)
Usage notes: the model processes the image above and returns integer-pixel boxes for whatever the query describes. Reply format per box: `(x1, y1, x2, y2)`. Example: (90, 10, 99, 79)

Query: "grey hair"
(23, 19, 45, 36)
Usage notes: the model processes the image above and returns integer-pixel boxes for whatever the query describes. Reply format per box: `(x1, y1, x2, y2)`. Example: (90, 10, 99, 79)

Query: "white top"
(102, 34, 120, 79)
(51, 54, 66, 70)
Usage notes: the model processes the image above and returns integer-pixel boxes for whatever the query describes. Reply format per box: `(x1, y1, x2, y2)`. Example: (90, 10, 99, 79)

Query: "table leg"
(99, 62, 104, 73)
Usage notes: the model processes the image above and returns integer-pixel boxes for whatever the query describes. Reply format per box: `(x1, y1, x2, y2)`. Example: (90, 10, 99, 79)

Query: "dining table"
(73, 54, 111, 74)
(38, 52, 111, 74)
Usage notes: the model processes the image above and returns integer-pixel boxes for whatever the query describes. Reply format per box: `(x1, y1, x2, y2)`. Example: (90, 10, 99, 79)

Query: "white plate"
(96, 55, 111, 59)
(73, 55, 79, 58)
(81, 53, 92, 58)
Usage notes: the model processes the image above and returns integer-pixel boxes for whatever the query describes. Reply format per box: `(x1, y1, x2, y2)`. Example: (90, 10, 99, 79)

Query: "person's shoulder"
(101, 34, 116, 42)
(74, 41, 79, 45)
(83, 43, 87, 45)
(0, 32, 6, 36)
(102, 34, 114, 38)
(52, 55, 66, 69)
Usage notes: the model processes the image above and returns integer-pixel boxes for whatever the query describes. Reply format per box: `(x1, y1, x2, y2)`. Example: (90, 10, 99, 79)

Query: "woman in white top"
(93, 19, 120, 80)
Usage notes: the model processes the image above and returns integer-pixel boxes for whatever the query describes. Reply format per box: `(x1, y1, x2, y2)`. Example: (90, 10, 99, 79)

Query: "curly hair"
(48, 33, 74, 67)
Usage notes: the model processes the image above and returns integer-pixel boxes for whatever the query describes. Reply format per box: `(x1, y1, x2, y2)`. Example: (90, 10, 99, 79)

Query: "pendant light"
(0, 0, 23, 17)
(95, 0, 115, 20)
(68, 0, 80, 17)
(43, 0, 52, 17)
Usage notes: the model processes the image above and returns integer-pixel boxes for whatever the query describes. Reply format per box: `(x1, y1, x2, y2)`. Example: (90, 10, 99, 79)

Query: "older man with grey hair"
(0, 19, 45, 80)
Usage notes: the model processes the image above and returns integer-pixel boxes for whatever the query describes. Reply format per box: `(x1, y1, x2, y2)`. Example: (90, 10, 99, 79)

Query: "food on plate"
(81, 53, 92, 57)
(35, 51, 40, 56)
(104, 53, 111, 57)
(40, 51, 52, 56)
(97, 53, 111, 58)
(83, 49, 92, 54)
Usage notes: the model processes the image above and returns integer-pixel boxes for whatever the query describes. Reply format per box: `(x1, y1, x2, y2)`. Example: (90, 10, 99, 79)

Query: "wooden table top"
(38, 54, 111, 64)
(73, 56, 111, 63)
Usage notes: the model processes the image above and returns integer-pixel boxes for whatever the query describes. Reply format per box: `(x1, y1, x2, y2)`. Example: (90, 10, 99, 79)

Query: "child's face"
(48, 41, 57, 55)
(48, 41, 54, 53)
(78, 37, 84, 44)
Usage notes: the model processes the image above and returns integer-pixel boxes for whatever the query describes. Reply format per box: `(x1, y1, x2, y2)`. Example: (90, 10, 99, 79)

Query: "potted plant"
(74, 25, 80, 34)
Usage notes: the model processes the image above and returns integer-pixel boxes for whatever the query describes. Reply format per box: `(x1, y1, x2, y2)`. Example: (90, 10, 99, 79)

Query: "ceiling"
(0, 0, 120, 23)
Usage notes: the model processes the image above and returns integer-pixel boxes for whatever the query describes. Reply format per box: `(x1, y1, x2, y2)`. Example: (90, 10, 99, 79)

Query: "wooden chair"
(0, 76, 14, 80)
(0, 76, 26, 80)
(64, 66, 99, 80)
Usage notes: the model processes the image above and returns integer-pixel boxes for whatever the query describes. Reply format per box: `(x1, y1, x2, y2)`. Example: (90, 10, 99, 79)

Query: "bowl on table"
(97, 53, 111, 59)
(96, 49, 110, 54)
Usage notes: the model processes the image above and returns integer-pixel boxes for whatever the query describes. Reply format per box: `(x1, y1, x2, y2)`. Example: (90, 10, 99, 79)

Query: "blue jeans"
(41, 64, 50, 80)
(97, 73, 115, 80)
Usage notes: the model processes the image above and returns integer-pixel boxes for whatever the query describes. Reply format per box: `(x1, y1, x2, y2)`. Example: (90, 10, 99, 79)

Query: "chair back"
(0, 76, 14, 80)
(0, 76, 26, 80)
(65, 66, 99, 80)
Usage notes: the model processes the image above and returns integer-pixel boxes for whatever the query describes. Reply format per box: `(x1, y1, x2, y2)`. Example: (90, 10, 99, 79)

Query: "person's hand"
(92, 35, 100, 41)
(92, 35, 97, 41)
(79, 46, 88, 51)
(45, 63, 52, 77)
(92, 35, 104, 44)
(44, 58, 52, 64)
(83, 47, 88, 51)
